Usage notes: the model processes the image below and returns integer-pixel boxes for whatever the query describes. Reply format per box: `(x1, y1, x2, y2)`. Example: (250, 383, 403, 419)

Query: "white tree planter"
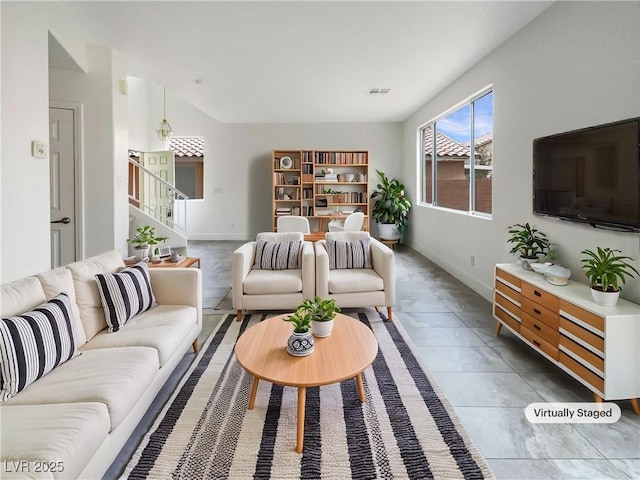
(377, 223, 400, 241)
(590, 287, 620, 307)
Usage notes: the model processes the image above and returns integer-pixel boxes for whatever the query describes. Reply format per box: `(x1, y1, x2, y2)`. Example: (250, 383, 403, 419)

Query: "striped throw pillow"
(95, 262, 156, 333)
(254, 240, 302, 270)
(0, 292, 79, 402)
(328, 237, 372, 270)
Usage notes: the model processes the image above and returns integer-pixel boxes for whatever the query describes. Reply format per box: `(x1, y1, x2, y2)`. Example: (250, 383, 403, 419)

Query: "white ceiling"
(52, 1, 552, 123)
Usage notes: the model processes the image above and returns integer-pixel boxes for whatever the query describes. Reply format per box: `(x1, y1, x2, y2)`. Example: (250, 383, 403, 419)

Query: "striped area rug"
(122, 310, 494, 479)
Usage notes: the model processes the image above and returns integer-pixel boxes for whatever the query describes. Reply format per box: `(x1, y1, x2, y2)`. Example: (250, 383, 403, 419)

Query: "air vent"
(367, 88, 391, 95)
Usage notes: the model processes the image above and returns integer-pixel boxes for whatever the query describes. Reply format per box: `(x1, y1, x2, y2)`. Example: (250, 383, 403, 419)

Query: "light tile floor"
(107, 241, 640, 479)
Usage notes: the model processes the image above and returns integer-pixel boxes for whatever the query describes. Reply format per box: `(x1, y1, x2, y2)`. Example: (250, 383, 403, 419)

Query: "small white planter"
(590, 287, 620, 307)
(377, 223, 400, 241)
(133, 246, 149, 260)
(312, 319, 334, 337)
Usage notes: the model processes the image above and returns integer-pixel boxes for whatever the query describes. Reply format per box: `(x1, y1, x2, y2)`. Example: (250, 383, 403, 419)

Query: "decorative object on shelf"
(280, 156, 293, 169)
(127, 225, 168, 260)
(169, 250, 182, 263)
(370, 169, 412, 240)
(580, 247, 639, 306)
(157, 245, 171, 258)
(530, 261, 572, 284)
(283, 311, 314, 356)
(155, 88, 173, 141)
(506, 222, 550, 270)
(295, 296, 342, 337)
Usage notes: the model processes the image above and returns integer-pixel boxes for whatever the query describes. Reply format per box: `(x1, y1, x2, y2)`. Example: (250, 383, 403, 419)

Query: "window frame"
(417, 86, 493, 218)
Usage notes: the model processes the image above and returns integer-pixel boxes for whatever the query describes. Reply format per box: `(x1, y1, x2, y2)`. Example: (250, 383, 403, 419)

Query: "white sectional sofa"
(0, 250, 202, 479)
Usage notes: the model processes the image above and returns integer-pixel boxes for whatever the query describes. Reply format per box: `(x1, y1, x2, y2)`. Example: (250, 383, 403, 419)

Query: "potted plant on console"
(580, 246, 639, 307)
(297, 296, 341, 337)
(283, 311, 314, 357)
(370, 169, 412, 241)
(127, 225, 168, 260)
(507, 222, 550, 270)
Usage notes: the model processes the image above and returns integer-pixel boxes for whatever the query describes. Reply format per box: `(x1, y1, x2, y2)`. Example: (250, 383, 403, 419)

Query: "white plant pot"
(133, 246, 149, 260)
(520, 256, 538, 271)
(590, 287, 620, 307)
(377, 223, 401, 240)
(312, 319, 334, 337)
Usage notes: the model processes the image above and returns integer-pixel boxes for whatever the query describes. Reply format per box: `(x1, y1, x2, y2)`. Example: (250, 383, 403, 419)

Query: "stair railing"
(128, 158, 189, 236)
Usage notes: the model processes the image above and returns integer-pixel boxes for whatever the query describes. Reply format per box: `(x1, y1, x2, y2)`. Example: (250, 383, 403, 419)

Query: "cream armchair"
(315, 231, 395, 320)
(233, 232, 315, 321)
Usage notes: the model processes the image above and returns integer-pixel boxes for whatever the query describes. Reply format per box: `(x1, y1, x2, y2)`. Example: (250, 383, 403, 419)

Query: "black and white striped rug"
(122, 310, 494, 479)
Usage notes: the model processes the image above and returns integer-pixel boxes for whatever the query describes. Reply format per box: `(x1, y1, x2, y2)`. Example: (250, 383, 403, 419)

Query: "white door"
(49, 107, 76, 268)
(139, 151, 175, 224)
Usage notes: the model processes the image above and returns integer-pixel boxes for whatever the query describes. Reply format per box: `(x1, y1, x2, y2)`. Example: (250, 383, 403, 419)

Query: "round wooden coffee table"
(234, 312, 378, 453)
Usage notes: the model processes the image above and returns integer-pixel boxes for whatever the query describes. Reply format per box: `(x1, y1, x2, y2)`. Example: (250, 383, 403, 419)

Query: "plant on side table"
(297, 296, 341, 337)
(370, 169, 412, 241)
(283, 311, 314, 356)
(580, 246, 639, 307)
(507, 222, 550, 270)
(127, 225, 168, 260)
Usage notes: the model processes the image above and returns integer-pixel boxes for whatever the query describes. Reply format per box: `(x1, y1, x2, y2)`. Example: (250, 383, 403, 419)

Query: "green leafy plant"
(127, 225, 168, 250)
(296, 296, 341, 322)
(580, 247, 639, 292)
(507, 223, 550, 259)
(370, 170, 412, 233)
(283, 311, 312, 333)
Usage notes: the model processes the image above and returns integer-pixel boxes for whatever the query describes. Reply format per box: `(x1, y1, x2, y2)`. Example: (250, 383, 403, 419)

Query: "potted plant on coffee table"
(296, 296, 341, 337)
(507, 222, 550, 270)
(283, 311, 314, 356)
(580, 246, 639, 307)
(370, 169, 412, 241)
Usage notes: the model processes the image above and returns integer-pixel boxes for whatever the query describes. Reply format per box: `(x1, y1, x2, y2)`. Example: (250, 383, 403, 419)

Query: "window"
(421, 90, 493, 215)
(170, 136, 204, 199)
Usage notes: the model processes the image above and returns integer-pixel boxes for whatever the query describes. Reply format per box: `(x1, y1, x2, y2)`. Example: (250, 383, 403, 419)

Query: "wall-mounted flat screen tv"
(533, 117, 640, 232)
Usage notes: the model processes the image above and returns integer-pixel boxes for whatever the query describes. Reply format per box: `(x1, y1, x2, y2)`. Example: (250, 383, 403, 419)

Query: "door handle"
(51, 217, 71, 224)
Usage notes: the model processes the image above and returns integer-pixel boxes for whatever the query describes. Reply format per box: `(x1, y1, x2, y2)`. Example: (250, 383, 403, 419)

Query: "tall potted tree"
(370, 169, 412, 240)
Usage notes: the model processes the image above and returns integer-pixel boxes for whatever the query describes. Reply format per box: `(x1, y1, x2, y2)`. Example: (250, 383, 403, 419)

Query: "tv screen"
(533, 118, 640, 232)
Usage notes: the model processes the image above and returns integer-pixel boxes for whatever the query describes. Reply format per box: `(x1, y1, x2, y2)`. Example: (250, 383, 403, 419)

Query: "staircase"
(128, 157, 189, 256)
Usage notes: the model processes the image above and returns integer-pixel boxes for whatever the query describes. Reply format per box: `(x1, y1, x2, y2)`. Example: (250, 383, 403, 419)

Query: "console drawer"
(559, 317, 604, 353)
(496, 268, 521, 290)
(522, 311, 558, 346)
(522, 297, 559, 330)
(522, 282, 558, 312)
(521, 326, 559, 360)
(559, 334, 604, 372)
(559, 351, 604, 392)
(495, 290, 520, 317)
(494, 304, 520, 333)
(495, 280, 521, 304)
(559, 300, 605, 333)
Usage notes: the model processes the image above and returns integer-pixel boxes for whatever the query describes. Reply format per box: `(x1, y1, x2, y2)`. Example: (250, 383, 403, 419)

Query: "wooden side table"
(380, 239, 398, 250)
(124, 256, 201, 268)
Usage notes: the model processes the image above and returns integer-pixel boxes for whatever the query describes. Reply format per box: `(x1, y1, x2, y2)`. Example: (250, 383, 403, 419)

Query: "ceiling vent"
(367, 88, 391, 95)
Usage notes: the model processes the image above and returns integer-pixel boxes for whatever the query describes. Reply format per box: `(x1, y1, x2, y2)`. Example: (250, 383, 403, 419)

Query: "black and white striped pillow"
(328, 237, 372, 270)
(95, 262, 156, 333)
(0, 292, 79, 402)
(253, 240, 302, 270)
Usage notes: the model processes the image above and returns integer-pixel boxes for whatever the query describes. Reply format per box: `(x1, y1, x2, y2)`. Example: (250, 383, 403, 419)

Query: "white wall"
(402, 1, 640, 304)
(1, 3, 130, 282)
(128, 80, 402, 240)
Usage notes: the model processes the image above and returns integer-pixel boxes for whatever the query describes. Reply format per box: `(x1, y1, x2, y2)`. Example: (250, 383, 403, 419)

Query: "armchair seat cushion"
(328, 269, 384, 294)
(243, 269, 303, 295)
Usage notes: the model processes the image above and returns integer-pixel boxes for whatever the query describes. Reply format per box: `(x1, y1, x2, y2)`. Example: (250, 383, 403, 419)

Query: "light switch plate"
(31, 140, 48, 158)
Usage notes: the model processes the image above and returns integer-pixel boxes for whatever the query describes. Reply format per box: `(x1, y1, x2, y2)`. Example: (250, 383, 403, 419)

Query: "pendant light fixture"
(156, 88, 173, 141)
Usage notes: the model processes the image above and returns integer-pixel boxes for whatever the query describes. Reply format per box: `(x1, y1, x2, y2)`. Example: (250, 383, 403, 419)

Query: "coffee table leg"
(296, 387, 306, 453)
(356, 374, 366, 403)
(248, 377, 259, 410)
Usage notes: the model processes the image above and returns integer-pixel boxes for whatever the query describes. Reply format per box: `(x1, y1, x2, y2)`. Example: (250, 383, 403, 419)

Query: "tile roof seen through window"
(423, 128, 470, 158)
(169, 136, 204, 157)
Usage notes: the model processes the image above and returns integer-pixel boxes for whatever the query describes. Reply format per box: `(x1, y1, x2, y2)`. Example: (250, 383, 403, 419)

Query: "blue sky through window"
(436, 91, 493, 143)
